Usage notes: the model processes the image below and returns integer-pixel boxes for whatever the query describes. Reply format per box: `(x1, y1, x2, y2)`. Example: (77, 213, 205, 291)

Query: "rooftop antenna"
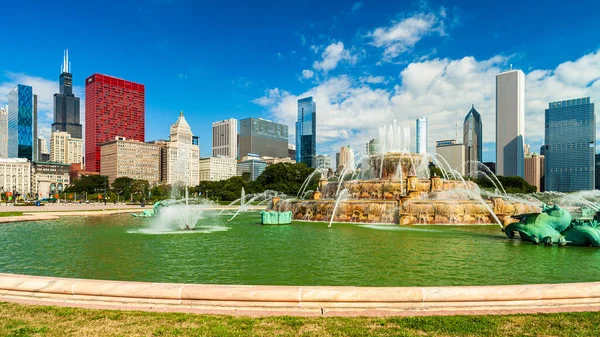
(455, 110, 458, 140)
(510, 63, 513, 71)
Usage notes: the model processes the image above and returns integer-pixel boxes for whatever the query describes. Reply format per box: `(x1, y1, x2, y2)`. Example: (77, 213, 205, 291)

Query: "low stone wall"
(1, 273, 599, 316)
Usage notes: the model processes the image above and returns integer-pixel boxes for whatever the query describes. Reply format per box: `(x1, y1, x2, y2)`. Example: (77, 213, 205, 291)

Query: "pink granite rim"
(1, 273, 600, 316)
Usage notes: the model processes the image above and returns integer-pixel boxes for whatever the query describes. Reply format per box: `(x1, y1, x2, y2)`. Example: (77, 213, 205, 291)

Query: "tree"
(254, 162, 319, 196)
(64, 174, 108, 194)
(131, 180, 149, 201)
(112, 177, 133, 201)
(473, 175, 537, 194)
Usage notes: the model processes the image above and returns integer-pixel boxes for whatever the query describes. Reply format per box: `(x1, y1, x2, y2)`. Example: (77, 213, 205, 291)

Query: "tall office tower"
(239, 117, 288, 158)
(37, 134, 49, 162)
(435, 140, 466, 175)
(33, 95, 38, 161)
(416, 116, 427, 154)
(337, 145, 354, 172)
(0, 106, 7, 158)
(50, 131, 83, 164)
(52, 50, 82, 139)
(163, 112, 200, 186)
(212, 118, 237, 158)
(463, 105, 482, 175)
(525, 153, 544, 192)
(7, 84, 34, 160)
(544, 97, 595, 192)
(85, 73, 145, 172)
(496, 69, 525, 177)
(296, 97, 316, 168)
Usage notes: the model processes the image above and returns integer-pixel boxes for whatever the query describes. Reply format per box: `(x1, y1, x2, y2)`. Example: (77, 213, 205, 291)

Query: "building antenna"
(455, 110, 458, 140)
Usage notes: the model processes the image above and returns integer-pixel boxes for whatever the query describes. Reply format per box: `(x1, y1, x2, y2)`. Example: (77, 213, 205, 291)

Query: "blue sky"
(1, 0, 600, 163)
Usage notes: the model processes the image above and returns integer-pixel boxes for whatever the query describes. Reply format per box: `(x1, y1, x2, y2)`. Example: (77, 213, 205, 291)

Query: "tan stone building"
(436, 140, 466, 176)
(50, 131, 83, 164)
(199, 157, 238, 182)
(162, 112, 200, 187)
(525, 153, 545, 192)
(0, 158, 31, 197)
(336, 145, 354, 173)
(31, 162, 70, 198)
(100, 137, 161, 184)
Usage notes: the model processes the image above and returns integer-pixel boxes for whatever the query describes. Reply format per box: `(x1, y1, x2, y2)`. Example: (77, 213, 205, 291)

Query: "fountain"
(270, 121, 539, 226)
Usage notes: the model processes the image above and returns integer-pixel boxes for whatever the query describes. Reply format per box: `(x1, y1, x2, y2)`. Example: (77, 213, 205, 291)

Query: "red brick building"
(85, 74, 145, 173)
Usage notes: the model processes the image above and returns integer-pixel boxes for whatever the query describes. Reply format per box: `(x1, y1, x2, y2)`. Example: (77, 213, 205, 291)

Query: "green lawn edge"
(1, 302, 600, 336)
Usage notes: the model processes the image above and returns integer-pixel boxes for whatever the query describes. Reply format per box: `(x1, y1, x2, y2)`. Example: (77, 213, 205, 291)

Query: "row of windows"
(547, 142, 594, 150)
(549, 167, 593, 173)
(547, 119, 592, 128)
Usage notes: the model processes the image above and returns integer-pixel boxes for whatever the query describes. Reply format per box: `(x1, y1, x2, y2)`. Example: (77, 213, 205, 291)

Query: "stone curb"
(1, 273, 599, 316)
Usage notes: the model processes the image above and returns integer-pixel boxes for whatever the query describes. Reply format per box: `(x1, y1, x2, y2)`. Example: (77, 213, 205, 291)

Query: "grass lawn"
(0, 212, 23, 217)
(1, 302, 600, 336)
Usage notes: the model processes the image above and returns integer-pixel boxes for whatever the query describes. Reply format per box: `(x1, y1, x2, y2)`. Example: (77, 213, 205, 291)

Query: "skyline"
(1, 0, 600, 162)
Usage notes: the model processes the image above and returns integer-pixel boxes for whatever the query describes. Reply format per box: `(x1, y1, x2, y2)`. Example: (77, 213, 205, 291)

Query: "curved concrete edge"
(1, 273, 600, 316)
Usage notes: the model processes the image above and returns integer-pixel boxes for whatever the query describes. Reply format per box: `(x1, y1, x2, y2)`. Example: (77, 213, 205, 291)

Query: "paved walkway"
(0, 203, 266, 224)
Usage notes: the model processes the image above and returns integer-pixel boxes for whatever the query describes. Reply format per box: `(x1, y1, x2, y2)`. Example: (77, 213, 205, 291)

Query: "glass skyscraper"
(296, 97, 316, 168)
(463, 105, 482, 175)
(7, 84, 34, 160)
(544, 97, 595, 192)
(239, 117, 288, 158)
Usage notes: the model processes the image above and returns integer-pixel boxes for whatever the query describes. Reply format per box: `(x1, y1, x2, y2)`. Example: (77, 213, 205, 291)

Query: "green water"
(1, 212, 599, 287)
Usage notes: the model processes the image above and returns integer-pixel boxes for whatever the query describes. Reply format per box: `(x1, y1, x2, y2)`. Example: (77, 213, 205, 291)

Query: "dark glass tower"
(52, 50, 82, 139)
(296, 97, 316, 168)
(463, 104, 482, 175)
(544, 97, 595, 192)
(239, 117, 288, 158)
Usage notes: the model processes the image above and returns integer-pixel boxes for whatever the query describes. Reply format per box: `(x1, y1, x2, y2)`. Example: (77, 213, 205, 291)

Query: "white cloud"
(302, 69, 314, 79)
(254, 49, 600, 161)
(361, 75, 387, 84)
(369, 12, 445, 61)
(313, 41, 357, 72)
(352, 2, 363, 12)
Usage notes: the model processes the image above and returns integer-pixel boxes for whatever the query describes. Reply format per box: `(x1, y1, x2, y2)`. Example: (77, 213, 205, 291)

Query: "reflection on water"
(1, 212, 600, 287)
(129, 225, 230, 235)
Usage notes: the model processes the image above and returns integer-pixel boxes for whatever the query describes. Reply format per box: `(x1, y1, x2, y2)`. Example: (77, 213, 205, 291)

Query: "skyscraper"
(463, 105, 482, 175)
(496, 69, 525, 177)
(52, 50, 82, 139)
(50, 131, 83, 164)
(544, 97, 595, 192)
(37, 134, 49, 162)
(416, 116, 427, 154)
(0, 106, 7, 158)
(212, 118, 237, 158)
(85, 73, 145, 172)
(162, 112, 200, 186)
(7, 84, 34, 160)
(525, 153, 544, 192)
(337, 145, 354, 172)
(239, 117, 288, 158)
(296, 97, 316, 168)
(436, 140, 466, 175)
